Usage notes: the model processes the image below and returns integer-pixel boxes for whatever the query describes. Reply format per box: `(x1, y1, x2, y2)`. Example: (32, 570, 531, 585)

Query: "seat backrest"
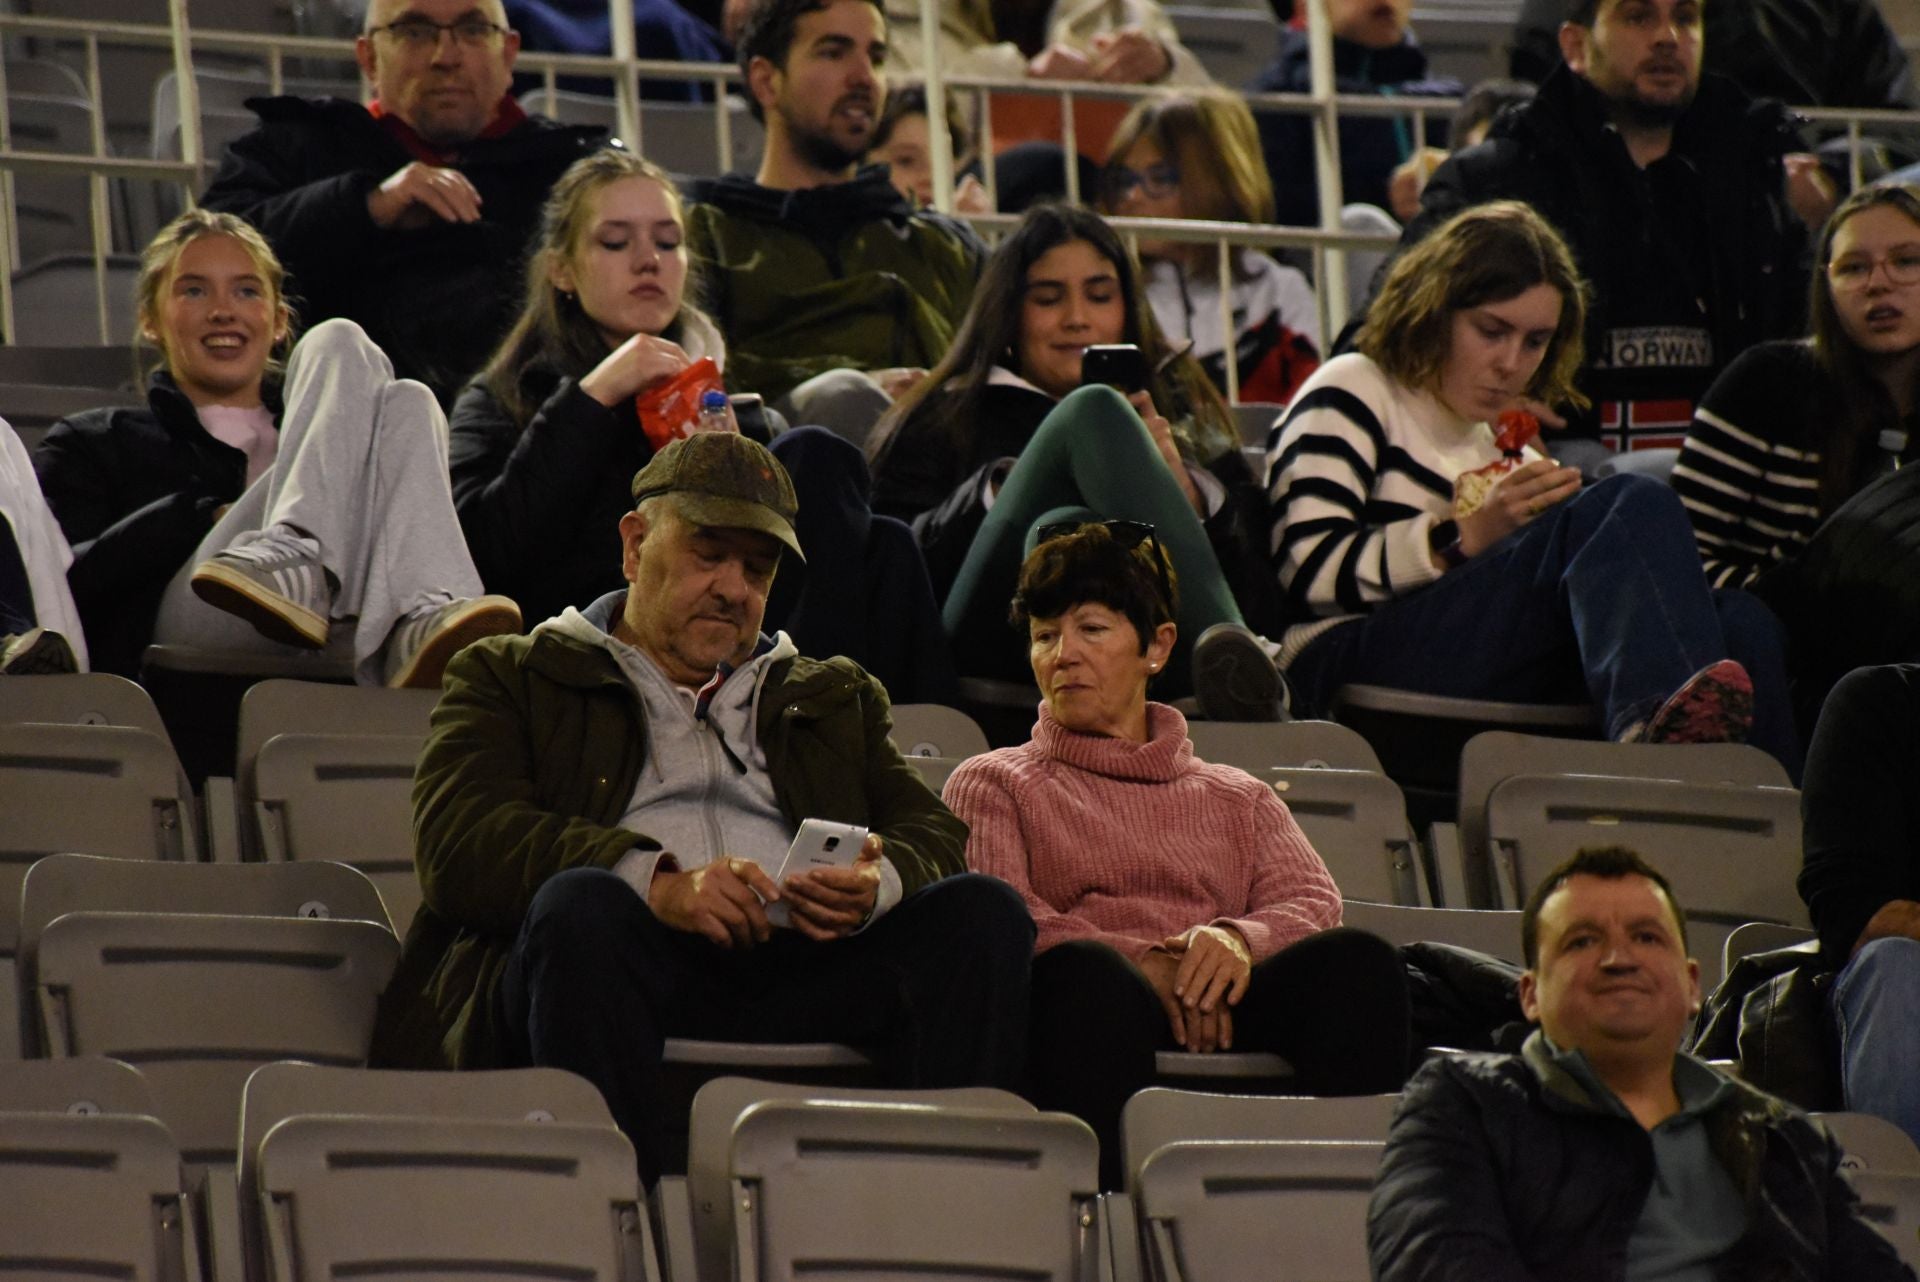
(34, 911, 399, 1164)
(888, 703, 990, 760)
(249, 733, 423, 933)
(1484, 774, 1805, 926)
(1817, 1112, 1920, 1177)
(1268, 767, 1422, 904)
(1121, 1087, 1397, 1198)
(1337, 900, 1525, 965)
(1846, 1170, 1920, 1271)
(235, 680, 438, 796)
(18, 854, 392, 1041)
(0, 1053, 158, 1116)
(1186, 719, 1385, 773)
(0, 723, 195, 966)
(0, 672, 169, 735)
(1458, 731, 1790, 877)
(0, 1113, 192, 1282)
(728, 1099, 1099, 1282)
(688, 1075, 1033, 1282)
(256, 1115, 650, 1282)
(1136, 1139, 1382, 1282)
(239, 1062, 618, 1282)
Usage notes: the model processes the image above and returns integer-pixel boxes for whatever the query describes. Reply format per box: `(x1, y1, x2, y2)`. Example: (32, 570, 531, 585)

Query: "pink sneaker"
(1642, 659, 1755, 745)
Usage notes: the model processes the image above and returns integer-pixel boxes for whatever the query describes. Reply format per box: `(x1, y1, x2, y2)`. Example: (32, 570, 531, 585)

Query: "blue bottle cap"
(700, 390, 731, 410)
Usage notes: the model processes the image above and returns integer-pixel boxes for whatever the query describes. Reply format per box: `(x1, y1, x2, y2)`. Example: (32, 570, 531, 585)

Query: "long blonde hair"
(135, 208, 295, 383)
(1105, 90, 1275, 229)
(481, 148, 711, 426)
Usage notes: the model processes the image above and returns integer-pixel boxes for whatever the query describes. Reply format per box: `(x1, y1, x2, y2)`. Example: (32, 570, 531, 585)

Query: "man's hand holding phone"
(781, 831, 884, 941)
(648, 856, 781, 949)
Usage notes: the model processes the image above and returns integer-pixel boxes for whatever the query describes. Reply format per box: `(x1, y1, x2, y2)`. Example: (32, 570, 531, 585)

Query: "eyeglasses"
(369, 15, 510, 48)
(1827, 250, 1920, 291)
(1035, 519, 1176, 619)
(1102, 162, 1180, 205)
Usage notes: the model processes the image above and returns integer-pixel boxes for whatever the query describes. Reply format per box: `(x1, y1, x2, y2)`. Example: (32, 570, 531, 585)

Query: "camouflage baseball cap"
(630, 432, 804, 561)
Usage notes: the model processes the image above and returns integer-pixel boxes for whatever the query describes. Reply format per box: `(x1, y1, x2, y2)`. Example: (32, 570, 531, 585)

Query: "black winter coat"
(448, 365, 652, 626)
(1368, 1036, 1913, 1282)
(200, 97, 605, 404)
(1399, 68, 1808, 445)
(31, 374, 251, 676)
(1250, 30, 1459, 226)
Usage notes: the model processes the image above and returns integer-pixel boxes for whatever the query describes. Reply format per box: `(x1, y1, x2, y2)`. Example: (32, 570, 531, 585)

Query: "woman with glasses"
(945, 522, 1410, 1190)
(1219, 200, 1802, 772)
(868, 203, 1277, 707)
(1674, 183, 1920, 727)
(1103, 92, 1322, 405)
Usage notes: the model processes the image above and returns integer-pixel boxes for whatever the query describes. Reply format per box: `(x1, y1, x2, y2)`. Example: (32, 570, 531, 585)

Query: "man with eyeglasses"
(1392, 0, 1810, 460)
(202, 0, 607, 405)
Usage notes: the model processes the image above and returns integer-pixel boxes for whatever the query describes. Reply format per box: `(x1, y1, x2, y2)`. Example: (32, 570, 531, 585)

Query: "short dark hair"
(870, 82, 973, 162)
(1564, 0, 1601, 25)
(736, 0, 886, 122)
(1520, 846, 1688, 967)
(1009, 524, 1178, 655)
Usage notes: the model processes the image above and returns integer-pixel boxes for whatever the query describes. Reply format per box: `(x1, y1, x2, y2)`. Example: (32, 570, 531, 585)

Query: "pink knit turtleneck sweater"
(944, 702, 1343, 962)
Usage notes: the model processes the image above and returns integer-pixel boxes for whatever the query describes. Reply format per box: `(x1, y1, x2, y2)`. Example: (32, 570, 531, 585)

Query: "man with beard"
(201, 0, 606, 404)
(686, 0, 984, 437)
(1391, 0, 1808, 457)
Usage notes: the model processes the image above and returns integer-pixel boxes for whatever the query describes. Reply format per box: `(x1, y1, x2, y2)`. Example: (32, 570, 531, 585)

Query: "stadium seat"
(1848, 1170, 1920, 1271)
(1456, 731, 1791, 901)
(888, 702, 989, 760)
(726, 1097, 1099, 1281)
(256, 1115, 654, 1282)
(1818, 1112, 1920, 1178)
(682, 1075, 1035, 1282)
(1720, 920, 1816, 981)
(26, 902, 397, 1165)
(1185, 719, 1384, 772)
(1135, 1139, 1382, 1282)
(0, 1112, 195, 1282)
(0, 1052, 157, 1115)
(517, 87, 764, 179)
(239, 1061, 630, 1282)
(1165, 5, 1278, 88)
(7, 253, 140, 345)
(1121, 1086, 1398, 1195)
(0, 722, 198, 1058)
(0, 341, 140, 390)
(1337, 899, 1525, 966)
(248, 733, 425, 933)
(0, 670, 173, 737)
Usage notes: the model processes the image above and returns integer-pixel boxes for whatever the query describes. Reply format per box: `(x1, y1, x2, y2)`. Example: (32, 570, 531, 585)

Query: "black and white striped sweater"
(1673, 340, 1859, 591)
(1264, 353, 1542, 665)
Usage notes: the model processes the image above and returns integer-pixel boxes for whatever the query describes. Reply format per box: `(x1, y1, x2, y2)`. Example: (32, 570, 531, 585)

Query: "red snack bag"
(1454, 409, 1542, 519)
(634, 357, 726, 451)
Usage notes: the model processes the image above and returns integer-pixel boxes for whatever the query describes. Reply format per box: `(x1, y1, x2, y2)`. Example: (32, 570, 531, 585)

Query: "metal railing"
(4, 2, 1919, 361)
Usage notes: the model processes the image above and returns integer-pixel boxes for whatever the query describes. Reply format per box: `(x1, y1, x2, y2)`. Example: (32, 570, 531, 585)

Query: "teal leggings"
(940, 385, 1245, 695)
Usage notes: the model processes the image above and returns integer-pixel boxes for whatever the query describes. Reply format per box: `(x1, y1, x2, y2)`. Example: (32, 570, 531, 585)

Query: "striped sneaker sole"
(190, 558, 328, 649)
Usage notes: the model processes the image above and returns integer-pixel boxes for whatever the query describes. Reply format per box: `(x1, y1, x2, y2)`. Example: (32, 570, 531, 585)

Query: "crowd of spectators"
(4, 0, 1920, 1270)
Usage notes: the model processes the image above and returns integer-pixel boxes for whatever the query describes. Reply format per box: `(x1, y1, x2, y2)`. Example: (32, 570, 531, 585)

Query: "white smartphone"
(763, 819, 869, 929)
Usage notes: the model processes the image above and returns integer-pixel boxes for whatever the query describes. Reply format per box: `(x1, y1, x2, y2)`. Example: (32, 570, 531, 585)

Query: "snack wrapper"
(1453, 409, 1542, 520)
(634, 357, 726, 451)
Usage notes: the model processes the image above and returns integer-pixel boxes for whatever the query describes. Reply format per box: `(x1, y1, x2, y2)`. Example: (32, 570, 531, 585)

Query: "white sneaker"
(190, 528, 332, 648)
(1192, 622, 1293, 722)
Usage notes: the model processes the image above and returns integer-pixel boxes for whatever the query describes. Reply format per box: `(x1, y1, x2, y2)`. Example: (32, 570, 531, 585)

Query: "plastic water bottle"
(695, 389, 734, 434)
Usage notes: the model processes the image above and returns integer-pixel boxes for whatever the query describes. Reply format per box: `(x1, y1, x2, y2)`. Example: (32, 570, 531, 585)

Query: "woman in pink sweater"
(943, 521, 1410, 1187)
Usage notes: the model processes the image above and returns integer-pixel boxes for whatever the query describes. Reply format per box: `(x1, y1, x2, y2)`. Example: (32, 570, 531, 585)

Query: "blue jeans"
(1287, 474, 1802, 778)
(1833, 936, 1920, 1146)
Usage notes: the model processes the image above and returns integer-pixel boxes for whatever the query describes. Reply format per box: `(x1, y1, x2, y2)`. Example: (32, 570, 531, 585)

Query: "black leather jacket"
(1368, 1033, 1913, 1282)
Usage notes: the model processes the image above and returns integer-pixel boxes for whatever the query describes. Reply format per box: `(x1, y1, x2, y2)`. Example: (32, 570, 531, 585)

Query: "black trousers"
(1029, 928, 1412, 1190)
(497, 867, 1035, 1184)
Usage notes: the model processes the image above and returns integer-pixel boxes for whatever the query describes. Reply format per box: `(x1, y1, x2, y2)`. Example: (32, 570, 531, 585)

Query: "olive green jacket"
(684, 169, 983, 403)
(369, 623, 967, 1070)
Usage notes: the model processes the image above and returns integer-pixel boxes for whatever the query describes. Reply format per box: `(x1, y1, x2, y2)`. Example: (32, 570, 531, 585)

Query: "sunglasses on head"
(1035, 518, 1175, 620)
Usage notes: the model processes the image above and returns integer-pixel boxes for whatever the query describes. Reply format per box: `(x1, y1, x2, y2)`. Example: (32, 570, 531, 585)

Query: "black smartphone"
(1080, 344, 1150, 394)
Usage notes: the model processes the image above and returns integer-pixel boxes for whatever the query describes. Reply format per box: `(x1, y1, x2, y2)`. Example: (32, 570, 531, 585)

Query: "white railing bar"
(919, 0, 953, 213)
(606, 0, 641, 155)
(1217, 238, 1238, 404)
(1304, 0, 1347, 332)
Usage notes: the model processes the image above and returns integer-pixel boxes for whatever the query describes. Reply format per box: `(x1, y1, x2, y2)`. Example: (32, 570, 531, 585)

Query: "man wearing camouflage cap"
(372, 431, 1033, 1183)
